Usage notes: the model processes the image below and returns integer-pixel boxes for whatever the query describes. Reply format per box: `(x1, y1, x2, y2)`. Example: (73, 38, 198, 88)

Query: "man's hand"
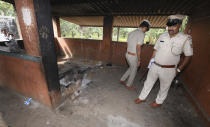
(176, 56, 191, 75)
(136, 45, 141, 67)
(176, 69, 179, 75)
(147, 50, 156, 69)
(148, 58, 155, 69)
(176, 68, 181, 75)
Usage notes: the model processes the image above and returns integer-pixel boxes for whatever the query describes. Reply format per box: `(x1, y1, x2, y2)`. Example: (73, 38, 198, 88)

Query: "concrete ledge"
(0, 50, 41, 63)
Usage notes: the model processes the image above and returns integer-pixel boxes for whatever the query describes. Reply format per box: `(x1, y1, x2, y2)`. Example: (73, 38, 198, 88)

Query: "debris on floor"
(58, 59, 96, 100)
(58, 58, 121, 102)
(94, 61, 103, 67)
(106, 63, 112, 66)
(61, 80, 82, 98)
(24, 97, 32, 105)
(81, 74, 92, 89)
(23, 96, 43, 109)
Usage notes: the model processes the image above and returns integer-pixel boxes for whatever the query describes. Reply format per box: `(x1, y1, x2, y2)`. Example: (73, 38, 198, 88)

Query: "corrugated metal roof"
(4, 0, 209, 17)
(62, 16, 168, 28)
(53, 0, 208, 27)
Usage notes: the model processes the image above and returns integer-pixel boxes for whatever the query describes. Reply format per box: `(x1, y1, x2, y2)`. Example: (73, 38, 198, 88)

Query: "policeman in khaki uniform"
(135, 15, 193, 108)
(120, 20, 151, 90)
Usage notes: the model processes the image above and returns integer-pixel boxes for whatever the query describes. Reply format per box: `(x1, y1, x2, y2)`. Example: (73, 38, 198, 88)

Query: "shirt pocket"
(171, 40, 183, 55)
(158, 38, 166, 48)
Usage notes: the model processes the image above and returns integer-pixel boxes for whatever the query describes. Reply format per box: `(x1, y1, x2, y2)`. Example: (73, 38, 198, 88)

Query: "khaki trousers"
(138, 63, 176, 104)
(120, 53, 138, 86)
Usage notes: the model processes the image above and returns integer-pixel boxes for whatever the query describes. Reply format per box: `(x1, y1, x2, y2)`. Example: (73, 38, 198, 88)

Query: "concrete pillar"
(33, 0, 60, 96)
(14, 0, 40, 56)
(101, 16, 113, 62)
(117, 27, 120, 42)
(14, 0, 60, 107)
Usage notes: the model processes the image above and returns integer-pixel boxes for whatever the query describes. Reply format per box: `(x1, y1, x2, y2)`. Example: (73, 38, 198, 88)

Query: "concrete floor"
(0, 58, 207, 127)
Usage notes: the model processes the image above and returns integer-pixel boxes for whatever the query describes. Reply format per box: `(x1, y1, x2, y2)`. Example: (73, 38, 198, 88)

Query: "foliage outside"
(0, 0, 20, 39)
(112, 27, 166, 44)
(60, 18, 103, 40)
(60, 16, 188, 44)
(0, 0, 15, 16)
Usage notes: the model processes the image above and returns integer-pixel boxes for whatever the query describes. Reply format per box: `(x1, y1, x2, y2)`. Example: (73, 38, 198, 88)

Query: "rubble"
(61, 80, 82, 97)
(59, 60, 94, 100)
(58, 58, 119, 101)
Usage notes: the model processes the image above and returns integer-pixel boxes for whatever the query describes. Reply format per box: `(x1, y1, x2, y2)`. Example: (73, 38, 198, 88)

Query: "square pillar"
(14, 0, 60, 107)
(101, 16, 113, 62)
(14, 0, 40, 56)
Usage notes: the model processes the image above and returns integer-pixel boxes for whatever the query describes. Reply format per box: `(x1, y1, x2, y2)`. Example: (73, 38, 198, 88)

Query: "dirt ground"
(0, 58, 207, 127)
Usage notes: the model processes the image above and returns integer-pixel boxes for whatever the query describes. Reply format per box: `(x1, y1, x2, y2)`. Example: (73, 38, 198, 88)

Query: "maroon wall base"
(182, 17, 210, 120)
(0, 55, 52, 107)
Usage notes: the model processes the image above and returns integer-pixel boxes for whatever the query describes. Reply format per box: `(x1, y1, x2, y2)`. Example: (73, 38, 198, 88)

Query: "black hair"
(139, 21, 150, 31)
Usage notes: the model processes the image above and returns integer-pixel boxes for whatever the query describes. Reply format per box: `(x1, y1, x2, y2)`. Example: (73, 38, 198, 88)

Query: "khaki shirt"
(154, 32, 193, 65)
(127, 28, 145, 53)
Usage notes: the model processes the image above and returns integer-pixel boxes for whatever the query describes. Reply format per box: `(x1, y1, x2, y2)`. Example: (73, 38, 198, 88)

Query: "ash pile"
(58, 61, 96, 100)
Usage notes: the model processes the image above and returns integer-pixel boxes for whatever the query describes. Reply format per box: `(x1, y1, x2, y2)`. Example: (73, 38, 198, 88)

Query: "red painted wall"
(182, 17, 210, 118)
(56, 38, 153, 67)
(0, 55, 52, 107)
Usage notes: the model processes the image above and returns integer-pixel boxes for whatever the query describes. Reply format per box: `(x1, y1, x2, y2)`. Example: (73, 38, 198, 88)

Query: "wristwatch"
(177, 68, 181, 73)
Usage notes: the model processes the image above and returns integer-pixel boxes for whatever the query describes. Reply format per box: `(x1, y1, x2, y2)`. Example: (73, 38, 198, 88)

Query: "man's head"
(166, 14, 185, 36)
(139, 20, 151, 33)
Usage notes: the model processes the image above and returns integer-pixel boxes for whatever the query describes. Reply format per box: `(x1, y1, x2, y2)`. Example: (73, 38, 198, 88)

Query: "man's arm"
(177, 35, 193, 73)
(177, 56, 192, 73)
(136, 44, 141, 66)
